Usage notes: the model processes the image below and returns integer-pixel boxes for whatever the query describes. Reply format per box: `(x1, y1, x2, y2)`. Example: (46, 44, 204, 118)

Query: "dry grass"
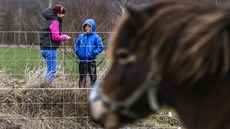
(0, 69, 182, 129)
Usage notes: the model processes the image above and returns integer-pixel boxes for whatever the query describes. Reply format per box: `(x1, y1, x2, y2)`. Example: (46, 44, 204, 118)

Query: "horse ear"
(126, 6, 145, 27)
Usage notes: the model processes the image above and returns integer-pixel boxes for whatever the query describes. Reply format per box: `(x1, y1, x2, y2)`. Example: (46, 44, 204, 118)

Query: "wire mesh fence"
(0, 31, 183, 129)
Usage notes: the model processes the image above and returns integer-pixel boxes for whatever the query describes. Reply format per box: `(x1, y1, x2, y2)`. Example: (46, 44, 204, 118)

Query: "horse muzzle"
(89, 77, 161, 128)
(89, 82, 120, 129)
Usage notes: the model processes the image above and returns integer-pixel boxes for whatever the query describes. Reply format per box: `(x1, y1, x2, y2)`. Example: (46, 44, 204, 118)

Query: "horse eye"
(116, 49, 136, 65)
(116, 49, 130, 59)
(118, 52, 129, 59)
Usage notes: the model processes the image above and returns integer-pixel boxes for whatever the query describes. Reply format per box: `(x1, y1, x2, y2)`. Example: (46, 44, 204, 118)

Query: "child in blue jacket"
(74, 19, 104, 87)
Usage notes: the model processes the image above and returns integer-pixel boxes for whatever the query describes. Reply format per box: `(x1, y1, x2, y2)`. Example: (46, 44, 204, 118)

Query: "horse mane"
(114, 0, 230, 85)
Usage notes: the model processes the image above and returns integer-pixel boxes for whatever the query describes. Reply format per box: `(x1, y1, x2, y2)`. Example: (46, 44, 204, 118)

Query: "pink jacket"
(50, 20, 68, 42)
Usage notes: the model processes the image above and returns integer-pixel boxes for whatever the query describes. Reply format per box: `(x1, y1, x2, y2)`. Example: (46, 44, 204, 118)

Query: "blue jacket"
(74, 19, 104, 62)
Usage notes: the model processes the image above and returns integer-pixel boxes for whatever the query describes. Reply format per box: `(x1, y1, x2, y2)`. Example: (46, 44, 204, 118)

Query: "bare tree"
(1, 0, 230, 45)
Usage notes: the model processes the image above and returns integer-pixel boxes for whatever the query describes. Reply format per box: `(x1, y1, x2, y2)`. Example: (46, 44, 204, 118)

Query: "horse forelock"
(112, 0, 230, 85)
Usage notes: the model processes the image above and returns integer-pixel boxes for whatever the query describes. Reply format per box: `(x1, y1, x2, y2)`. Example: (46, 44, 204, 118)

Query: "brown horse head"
(89, 1, 230, 129)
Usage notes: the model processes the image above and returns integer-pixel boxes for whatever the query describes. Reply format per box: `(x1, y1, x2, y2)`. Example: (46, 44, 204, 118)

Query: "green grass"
(0, 47, 107, 79)
(0, 47, 78, 79)
(0, 47, 42, 79)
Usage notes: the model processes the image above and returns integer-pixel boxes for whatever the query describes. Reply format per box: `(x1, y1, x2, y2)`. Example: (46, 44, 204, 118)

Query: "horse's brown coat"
(90, 1, 230, 129)
(111, 0, 230, 85)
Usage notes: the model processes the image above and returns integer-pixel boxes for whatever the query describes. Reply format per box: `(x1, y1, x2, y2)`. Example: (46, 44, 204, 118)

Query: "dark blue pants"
(79, 60, 97, 87)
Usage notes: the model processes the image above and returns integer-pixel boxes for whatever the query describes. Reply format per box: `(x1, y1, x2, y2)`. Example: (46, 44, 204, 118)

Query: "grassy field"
(0, 47, 107, 79)
(0, 47, 44, 79)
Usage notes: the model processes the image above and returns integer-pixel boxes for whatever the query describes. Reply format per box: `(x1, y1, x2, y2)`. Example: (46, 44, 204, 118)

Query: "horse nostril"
(102, 111, 120, 129)
(89, 100, 120, 129)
